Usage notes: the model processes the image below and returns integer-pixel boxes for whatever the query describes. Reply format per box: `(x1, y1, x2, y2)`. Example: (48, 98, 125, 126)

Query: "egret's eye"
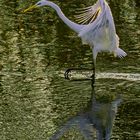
(37, 2, 41, 5)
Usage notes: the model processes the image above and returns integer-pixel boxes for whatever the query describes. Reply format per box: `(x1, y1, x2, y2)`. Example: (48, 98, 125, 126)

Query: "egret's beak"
(23, 4, 38, 13)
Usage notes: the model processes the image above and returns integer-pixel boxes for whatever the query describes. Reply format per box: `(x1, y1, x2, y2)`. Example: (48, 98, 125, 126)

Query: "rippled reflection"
(50, 80, 122, 140)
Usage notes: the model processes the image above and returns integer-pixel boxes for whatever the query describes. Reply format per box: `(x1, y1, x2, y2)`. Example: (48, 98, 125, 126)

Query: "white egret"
(23, 0, 127, 66)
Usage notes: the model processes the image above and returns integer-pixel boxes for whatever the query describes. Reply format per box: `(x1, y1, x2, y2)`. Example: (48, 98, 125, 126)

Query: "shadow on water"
(50, 75, 122, 140)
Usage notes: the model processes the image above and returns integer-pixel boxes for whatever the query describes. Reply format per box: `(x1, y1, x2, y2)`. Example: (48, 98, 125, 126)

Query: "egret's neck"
(99, 0, 105, 9)
(99, 0, 105, 5)
(45, 1, 84, 33)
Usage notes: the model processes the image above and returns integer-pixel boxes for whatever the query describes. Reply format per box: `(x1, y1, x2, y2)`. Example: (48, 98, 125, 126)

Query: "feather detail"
(74, 1, 101, 24)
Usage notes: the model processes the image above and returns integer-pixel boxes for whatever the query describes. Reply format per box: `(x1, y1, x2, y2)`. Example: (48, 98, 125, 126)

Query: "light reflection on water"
(0, 0, 139, 140)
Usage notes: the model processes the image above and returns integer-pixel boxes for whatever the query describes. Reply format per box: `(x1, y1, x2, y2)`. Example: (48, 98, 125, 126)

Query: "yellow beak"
(22, 4, 38, 13)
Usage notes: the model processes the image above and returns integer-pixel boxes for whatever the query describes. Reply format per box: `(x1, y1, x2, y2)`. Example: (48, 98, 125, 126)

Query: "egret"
(23, 0, 127, 67)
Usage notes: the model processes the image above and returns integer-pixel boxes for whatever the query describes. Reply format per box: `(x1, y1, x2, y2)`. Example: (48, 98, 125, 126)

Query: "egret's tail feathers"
(115, 48, 127, 58)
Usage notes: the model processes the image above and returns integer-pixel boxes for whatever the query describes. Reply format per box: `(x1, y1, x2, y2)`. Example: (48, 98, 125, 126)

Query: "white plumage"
(76, 0, 127, 62)
(23, 0, 127, 65)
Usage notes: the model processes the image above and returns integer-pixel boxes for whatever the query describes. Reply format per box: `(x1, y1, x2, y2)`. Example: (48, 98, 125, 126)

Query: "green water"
(0, 0, 139, 139)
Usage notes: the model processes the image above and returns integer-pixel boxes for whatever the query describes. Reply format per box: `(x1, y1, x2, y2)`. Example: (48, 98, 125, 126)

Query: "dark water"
(0, 0, 139, 139)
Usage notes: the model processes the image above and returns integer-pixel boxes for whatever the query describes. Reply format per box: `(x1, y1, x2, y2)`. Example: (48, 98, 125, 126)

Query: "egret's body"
(24, 0, 127, 65)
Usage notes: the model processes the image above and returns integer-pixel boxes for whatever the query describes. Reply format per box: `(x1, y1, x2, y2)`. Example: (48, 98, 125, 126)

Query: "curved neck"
(45, 1, 84, 33)
(99, 0, 105, 8)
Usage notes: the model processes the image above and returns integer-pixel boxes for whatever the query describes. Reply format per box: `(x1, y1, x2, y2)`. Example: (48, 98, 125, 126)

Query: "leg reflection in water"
(50, 80, 122, 140)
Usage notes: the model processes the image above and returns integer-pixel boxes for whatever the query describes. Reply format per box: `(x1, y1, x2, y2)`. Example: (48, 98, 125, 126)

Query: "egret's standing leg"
(91, 47, 98, 86)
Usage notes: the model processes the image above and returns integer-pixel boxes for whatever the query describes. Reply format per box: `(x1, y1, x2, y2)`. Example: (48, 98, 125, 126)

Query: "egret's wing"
(74, 1, 101, 25)
(78, 1, 115, 38)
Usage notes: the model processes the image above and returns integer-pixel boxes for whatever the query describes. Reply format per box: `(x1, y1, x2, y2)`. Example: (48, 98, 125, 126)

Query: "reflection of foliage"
(115, 101, 140, 139)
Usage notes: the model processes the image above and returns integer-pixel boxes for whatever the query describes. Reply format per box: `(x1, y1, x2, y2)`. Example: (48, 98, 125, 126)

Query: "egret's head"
(23, 0, 48, 13)
(36, 0, 48, 7)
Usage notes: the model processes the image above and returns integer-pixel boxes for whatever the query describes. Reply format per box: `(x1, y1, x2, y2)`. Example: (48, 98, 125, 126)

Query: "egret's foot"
(64, 68, 71, 80)
(64, 68, 95, 81)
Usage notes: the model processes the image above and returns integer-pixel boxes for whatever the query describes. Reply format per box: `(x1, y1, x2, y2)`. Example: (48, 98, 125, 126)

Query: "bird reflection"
(50, 80, 122, 140)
